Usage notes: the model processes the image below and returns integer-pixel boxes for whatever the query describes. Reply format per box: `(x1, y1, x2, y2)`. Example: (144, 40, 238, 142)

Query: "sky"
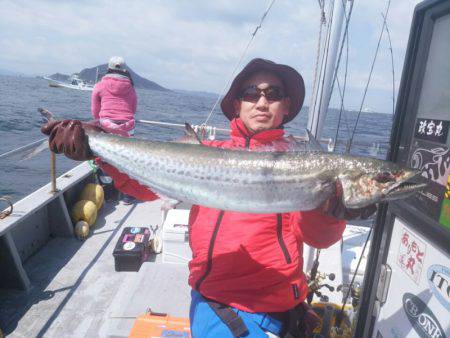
(0, 0, 422, 114)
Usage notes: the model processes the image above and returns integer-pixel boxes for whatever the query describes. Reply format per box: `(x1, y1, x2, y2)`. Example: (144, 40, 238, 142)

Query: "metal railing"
(0, 119, 389, 199)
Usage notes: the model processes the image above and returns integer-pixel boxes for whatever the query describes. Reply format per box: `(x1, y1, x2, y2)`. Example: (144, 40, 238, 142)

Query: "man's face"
(233, 71, 291, 134)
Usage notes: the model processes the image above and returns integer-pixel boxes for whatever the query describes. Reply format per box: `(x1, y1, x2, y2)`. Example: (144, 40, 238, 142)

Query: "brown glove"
(320, 181, 377, 220)
(41, 120, 100, 161)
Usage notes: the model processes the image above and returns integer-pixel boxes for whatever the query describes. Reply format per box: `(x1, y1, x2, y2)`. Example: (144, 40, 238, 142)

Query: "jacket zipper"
(276, 213, 292, 264)
(242, 133, 292, 264)
(195, 210, 225, 291)
(245, 137, 250, 148)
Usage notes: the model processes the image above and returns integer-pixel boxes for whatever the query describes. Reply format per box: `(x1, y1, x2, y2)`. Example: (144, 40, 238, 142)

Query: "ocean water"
(0, 75, 393, 203)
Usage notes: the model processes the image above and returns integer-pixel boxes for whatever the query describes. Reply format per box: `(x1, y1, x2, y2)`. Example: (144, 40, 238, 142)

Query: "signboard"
(414, 118, 449, 144)
(409, 140, 450, 227)
(373, 218, 449, 338)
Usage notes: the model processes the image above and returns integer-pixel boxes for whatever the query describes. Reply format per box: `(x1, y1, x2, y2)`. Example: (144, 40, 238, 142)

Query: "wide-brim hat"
(220, 58, 305, 124)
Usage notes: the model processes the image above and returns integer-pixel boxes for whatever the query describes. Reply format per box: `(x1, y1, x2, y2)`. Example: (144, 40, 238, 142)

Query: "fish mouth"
(382, 169, 427, 201)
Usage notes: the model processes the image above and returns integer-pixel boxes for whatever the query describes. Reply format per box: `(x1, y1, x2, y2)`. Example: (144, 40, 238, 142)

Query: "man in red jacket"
(42, 58, 376, 337)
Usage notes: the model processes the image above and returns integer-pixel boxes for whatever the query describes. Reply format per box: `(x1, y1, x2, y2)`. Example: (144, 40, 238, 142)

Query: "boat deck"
(0, 188, 371, 337)
(0, 199, 191, 337)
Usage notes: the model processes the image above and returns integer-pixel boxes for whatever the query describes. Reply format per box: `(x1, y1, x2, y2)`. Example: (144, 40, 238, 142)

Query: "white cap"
(108, 56, 125, 70)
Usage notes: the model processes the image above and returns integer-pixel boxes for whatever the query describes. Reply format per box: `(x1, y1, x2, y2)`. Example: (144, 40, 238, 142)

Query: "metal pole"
(50, 151, 57, 193)
(308, 0, 347, 140)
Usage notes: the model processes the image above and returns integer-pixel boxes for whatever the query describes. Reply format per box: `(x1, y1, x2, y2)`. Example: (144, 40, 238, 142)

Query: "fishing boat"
(44, 74, 94, 91)
(1, 0, 449, 337)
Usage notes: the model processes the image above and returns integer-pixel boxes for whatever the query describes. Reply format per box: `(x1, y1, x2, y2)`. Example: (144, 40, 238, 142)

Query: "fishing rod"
(203, 0, 277, 125)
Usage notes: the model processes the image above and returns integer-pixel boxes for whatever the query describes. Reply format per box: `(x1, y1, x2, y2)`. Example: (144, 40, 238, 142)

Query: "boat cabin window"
(416, 14, 450, 146)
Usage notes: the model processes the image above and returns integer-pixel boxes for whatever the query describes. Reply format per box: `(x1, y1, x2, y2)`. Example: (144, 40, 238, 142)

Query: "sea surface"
(0, 75, 393, 203)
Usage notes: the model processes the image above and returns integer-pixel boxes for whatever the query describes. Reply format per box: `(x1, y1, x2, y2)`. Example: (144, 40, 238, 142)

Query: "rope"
(327, 0, 355, 113)
(333, 0, 354, 148)
(347, 0, 392, 153)
(311, 0, 335, 136)
(381, 12, 396, 117)
(0, 196, 13, 219)
(87, 160, 98, 173)
(203, 0, 277, 125)
(309, 0, 326, 112)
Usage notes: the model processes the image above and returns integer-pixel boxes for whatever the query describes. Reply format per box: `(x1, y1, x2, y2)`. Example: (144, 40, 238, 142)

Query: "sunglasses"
(238, 85, 286, 103)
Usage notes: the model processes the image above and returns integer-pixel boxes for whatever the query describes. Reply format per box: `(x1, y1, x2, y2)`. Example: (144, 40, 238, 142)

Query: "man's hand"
(320, 182, 377, 220)
(41, 120, 99, 161)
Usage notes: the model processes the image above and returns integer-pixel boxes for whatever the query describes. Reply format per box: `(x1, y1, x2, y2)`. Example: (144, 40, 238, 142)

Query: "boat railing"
(0, 121, 389, 166)
(137, 119, 336, 149)
(0, 162, 94, 290)
(136, 119, 389, 154)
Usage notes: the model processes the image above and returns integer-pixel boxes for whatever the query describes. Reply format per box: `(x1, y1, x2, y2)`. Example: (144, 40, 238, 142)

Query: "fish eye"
(374, 172, 395, 183)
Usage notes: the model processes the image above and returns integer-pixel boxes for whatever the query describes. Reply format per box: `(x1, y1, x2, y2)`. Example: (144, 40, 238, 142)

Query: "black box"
(113, 227, 150, 272)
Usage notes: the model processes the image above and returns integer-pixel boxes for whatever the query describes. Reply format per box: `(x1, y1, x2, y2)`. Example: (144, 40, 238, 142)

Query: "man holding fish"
(42, 58, 413, 337)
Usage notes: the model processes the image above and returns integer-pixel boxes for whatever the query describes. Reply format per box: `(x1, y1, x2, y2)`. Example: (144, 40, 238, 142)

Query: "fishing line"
(311, 0, 335, 137)
(203, 0, 277, 125)
(309, 0, 327, 112)
(382, 12, 396, 117)
(335, 225, 373, 328)
(347, 0, 392, 153)
(0, 138, 47, 160)
(333, 0, 354, 150)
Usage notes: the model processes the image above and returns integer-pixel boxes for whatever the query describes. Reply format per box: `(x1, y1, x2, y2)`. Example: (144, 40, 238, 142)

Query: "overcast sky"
(0, 0, 421, 113)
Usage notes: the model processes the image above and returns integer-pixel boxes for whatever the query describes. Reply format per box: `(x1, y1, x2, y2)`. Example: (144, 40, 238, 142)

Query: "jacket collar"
(230, 118, 285, 147)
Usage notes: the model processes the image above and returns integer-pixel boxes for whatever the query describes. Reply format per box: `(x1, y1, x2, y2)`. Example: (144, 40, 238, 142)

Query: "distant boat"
(44, 74, 94, 91)
(362, 107, 374, 113)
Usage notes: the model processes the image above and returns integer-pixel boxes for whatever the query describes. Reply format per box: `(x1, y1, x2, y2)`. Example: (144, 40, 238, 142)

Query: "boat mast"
(307, 0, 347, 140)
(304, 0, 348, 283)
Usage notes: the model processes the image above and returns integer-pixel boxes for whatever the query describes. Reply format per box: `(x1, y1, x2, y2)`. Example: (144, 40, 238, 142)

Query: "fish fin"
(157, 194, 181, 211)
(160, 196, 181, 211)
(172, 123, 202, 144)
(306, 129, 325, 152)
(184, 123, 202, 144)
(286, 135, 308, 151)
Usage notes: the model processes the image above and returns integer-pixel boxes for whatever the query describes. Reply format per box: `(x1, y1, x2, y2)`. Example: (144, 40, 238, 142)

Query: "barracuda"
(84, 128, 426, 214)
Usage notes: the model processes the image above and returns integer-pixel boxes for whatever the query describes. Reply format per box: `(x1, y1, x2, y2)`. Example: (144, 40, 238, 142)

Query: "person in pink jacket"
(91, 56, 137, 137)
(92, 56, 138, 204)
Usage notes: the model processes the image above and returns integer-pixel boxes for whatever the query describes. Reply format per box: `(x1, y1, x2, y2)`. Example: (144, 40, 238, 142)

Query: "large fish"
(40, 110, 425, 213)
(87, 129, 425, 214)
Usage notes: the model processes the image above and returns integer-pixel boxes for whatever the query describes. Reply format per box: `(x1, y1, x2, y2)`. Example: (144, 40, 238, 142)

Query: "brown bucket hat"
(220, 58, 305, 124)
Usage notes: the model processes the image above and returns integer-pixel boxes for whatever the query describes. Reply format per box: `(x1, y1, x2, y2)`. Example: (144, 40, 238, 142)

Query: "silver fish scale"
(86, 132, 407, 213)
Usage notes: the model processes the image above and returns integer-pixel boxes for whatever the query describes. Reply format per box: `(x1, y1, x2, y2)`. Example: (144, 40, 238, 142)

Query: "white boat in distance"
(44, 74, 94, 91)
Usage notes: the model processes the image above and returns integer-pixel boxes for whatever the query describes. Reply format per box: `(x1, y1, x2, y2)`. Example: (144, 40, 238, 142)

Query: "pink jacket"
(91, 75, 137, 121)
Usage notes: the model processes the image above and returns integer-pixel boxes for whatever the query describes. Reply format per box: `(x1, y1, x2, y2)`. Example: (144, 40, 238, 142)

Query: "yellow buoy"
(74, 220, 90, 240)
(79, 183, 104, 210)
(71, 200, 98, 226)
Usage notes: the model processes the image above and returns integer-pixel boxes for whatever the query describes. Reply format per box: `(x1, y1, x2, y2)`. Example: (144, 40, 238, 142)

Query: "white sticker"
(123, 242, 136, 251)
(397, 227, 427, 284)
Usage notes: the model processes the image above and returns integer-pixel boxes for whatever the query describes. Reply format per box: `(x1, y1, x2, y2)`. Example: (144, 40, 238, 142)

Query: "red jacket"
(101, 118, 346, 313)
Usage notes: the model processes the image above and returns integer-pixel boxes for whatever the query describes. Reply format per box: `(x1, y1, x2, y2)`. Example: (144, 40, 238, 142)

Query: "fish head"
(339, 163, 427, 209)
